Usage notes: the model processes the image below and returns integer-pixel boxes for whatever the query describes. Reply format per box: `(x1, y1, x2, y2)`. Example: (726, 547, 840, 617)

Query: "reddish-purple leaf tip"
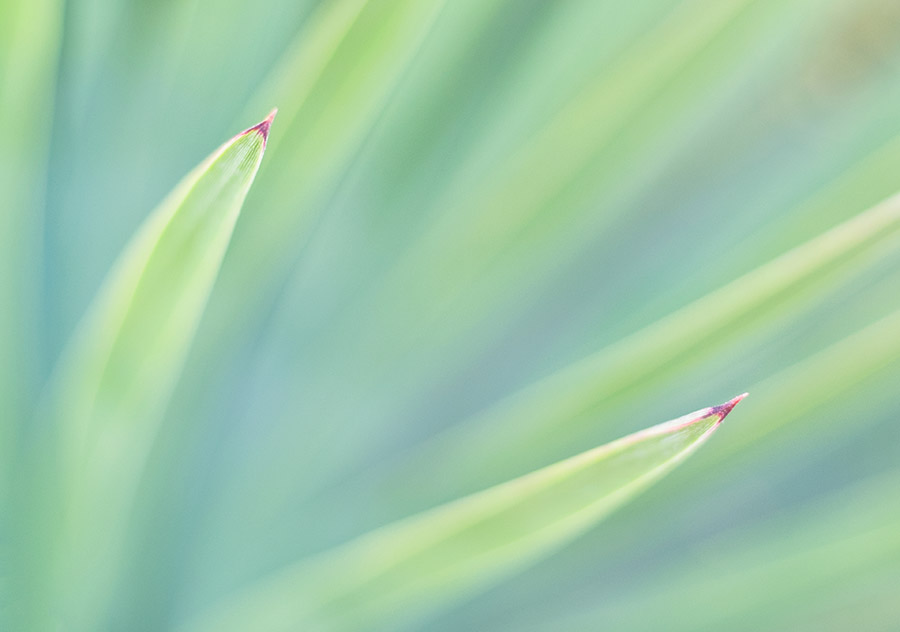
(710, 392, 748, 421)
(243, 107, 278, 141)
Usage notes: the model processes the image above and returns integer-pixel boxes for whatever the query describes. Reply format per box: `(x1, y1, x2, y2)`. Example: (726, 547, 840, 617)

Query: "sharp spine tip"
(711, 392, 748, 420)
(245, 107, 278, 141)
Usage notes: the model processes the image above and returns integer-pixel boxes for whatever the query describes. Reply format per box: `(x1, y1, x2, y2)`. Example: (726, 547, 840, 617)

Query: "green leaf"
(220, 0, 805, 495)
(382, 188, 900, 509)
(0, 1, 63, 627)
(517, 468, 900, 632)
(195, 0, 449, 355)
(0, 0, 61, 470)
(24, 110, 275, 631)
(184, 394, 745, 632)
(55, 110, 274, 451)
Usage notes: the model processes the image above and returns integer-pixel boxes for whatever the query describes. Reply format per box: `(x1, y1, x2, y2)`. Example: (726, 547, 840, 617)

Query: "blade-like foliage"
(185, 395, 744, 632)
(7, 0, 900, 629)
(197, 0, 449, 353)
(15, 111, 275, 632)
(382, 189, 900, 508)
(0, 0, 61, 474)
(213, 0, 803, 496)
(513, 468, 900, 632)
(0, 4, 62, 627)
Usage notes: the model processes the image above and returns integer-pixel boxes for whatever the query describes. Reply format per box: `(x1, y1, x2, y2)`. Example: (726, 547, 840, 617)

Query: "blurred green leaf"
(0, 2, 62, 626)
(5, 0, 900, 629)
(192, 0, 820, 540)
(520, 468, 900, 632)
(0, 0, 61, 474)
(195, 0, 450, 354)
(383, 188, 900, 507)
(208, 0, 879, 519)
(185, 395, 744, 632)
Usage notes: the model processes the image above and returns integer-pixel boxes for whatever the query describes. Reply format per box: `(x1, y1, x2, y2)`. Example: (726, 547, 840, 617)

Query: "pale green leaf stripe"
(176, 0, 448, 446)
(207, 0, 447, 337)
(387, 188, 900, 503)
(43, 111, 274, 631)
(54, 111, 273, 464)
(0, 0, 63, 627)
(714, 302, 900, 464)
(0, 0, 61, 471)
(249, 0, 820, 494)
(525, 468, 900, 632)
(376, 0, 760, 275)
(466, 299, 900, 618)
(212, 0, 798, 517)
(184, 396, 744, 632)
(337, 0, 789, 364)
(238, 0, 371, 146)
(590, 298, 900, 543)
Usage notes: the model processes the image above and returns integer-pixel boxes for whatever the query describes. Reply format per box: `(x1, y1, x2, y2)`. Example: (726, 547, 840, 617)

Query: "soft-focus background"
(3, 0, 900, 629)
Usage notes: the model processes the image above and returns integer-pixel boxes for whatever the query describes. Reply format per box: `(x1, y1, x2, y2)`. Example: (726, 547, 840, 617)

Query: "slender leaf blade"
(22, 110, 275, 632)
(0, 1, 63, 628)
(383, 188, 900, 508)
(185, 395, 745, 632)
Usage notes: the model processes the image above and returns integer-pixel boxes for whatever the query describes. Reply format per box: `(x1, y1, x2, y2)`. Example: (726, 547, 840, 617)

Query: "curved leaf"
(185, 394, 745, 632)
(18, 110, 275, 632)
(384, 188, 900, 507)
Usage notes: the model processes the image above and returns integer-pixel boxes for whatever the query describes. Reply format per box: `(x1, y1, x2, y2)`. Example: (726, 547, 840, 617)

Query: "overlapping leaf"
(12, 112, 274, 632)
(185, 396, 743, 632)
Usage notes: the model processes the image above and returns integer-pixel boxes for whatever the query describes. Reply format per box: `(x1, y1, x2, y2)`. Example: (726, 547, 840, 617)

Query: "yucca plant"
(3, 0, 900, 630)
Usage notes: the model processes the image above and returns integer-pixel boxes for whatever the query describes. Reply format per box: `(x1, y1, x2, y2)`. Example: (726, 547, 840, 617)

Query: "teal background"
(3, 0, 900, 629)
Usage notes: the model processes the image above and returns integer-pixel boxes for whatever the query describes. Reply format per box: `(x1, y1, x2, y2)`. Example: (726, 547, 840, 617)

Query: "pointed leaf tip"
(710, 392, 748, 420)
(244, 107, 278, 140)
